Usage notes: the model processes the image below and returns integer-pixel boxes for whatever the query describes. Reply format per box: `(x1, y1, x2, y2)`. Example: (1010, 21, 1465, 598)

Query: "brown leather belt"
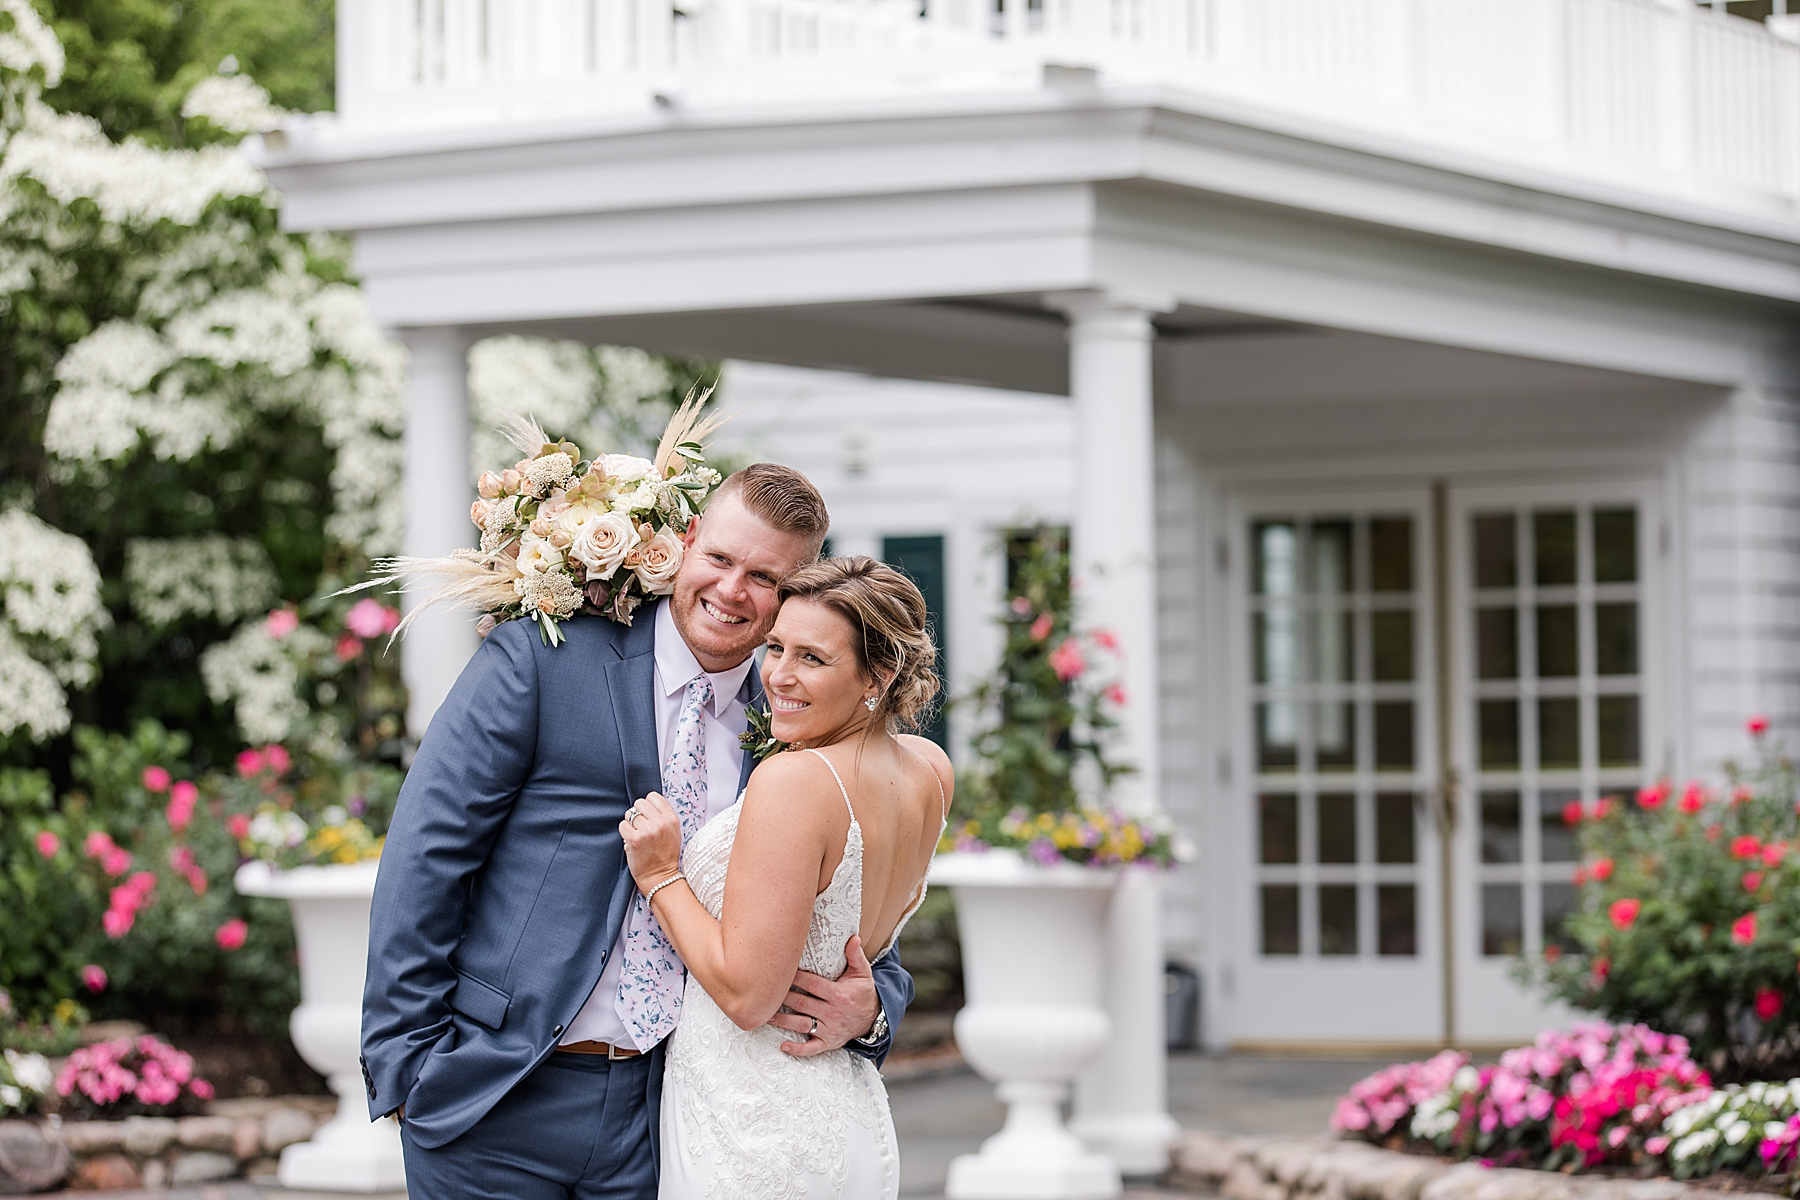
(556, 1039, 643, 1060)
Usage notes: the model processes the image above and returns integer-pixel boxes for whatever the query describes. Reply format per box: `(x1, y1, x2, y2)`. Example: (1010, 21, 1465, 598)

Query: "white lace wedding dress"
(658, 748, 939, 1200)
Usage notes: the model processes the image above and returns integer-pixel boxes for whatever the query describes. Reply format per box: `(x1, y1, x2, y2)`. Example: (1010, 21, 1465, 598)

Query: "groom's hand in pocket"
(773, 935, 879, 1058)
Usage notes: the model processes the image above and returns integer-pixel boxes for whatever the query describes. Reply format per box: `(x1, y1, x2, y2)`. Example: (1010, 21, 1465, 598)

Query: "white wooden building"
(262, 0, 1800, 1088)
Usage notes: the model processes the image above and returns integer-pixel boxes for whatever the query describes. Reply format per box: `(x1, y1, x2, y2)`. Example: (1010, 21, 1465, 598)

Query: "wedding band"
(808, 1017, 818, 1038)
(627, 809, 643, 827)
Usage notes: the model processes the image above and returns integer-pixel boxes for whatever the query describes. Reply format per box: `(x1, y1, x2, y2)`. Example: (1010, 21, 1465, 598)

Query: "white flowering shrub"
(0, 6, 404, 751)
(0, 510, 107, 741)
(200, 618, 331, 744)
(125, 535, 279, 627)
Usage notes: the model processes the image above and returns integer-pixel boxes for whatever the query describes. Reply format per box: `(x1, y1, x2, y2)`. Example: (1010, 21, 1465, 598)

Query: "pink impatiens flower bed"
(1335, 1022, 1711, 1173)
(56, 1036, 214, 1116)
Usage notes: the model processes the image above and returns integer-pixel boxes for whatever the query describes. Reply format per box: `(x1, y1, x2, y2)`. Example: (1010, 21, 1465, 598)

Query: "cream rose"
(600, 454, 653, 485)
(633, 529, 684, 595)
(517, 534, 563, 576)
(571, 510, 637, 581)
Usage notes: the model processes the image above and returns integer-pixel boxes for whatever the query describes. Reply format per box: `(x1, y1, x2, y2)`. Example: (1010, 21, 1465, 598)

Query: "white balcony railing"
(331, 0, 1800, 219)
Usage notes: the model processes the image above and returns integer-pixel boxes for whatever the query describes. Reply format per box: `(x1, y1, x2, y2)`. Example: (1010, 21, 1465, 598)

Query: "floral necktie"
(615, 673, 713, 1048)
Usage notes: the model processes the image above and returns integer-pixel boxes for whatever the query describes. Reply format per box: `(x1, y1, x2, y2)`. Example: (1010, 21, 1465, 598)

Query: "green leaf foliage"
(1518, 735, 1800, 1081)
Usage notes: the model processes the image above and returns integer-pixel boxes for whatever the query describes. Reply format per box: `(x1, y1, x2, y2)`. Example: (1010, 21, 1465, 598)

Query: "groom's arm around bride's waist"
(360, 622, 547, 1122)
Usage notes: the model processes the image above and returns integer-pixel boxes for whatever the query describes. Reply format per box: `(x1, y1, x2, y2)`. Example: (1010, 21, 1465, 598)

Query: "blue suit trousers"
(400, 1051, 657, 1200)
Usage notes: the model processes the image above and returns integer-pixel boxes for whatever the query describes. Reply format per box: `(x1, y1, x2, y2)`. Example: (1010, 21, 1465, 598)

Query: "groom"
(361, 464, 913, 1198)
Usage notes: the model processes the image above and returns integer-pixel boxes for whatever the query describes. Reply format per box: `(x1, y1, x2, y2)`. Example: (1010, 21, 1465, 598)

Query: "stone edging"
(1168, 1131, 1752, 1200)
(0, 1096, 334, 1192)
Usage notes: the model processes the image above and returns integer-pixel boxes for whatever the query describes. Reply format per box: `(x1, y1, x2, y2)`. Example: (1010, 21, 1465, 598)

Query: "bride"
(619, 556, 953, 1200)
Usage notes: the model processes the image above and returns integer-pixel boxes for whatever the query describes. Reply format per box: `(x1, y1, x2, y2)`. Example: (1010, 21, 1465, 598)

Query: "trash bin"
(1165, 962, 1200, 1050)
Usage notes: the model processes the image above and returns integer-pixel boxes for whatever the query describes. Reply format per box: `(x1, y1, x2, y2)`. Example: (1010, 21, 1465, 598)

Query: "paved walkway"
(890, 1051, 1390, 1197)
(89, 1053, 1388, 1198)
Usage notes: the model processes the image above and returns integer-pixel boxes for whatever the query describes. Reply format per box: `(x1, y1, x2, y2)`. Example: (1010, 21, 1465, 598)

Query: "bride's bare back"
(805, 734, 952, 953)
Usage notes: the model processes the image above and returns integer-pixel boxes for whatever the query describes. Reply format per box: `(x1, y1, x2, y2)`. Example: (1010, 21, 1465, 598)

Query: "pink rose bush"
(1338, 1023, 1709, 1171)
(55, 1035, 213, 1116)
(1524, 721, 1800, 1080)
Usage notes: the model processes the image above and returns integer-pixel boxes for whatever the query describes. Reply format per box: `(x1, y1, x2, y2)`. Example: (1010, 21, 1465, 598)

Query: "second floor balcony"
(315, 0, 1800, 225)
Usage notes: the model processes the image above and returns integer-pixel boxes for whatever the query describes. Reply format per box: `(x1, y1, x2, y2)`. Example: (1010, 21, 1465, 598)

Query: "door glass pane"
(1481, 790, 1521, 863)
(1372, 611, 1414, 681)
(1370, 518, 1413, 592)
(1258, 702, 1298, 771)
(1378, 885, 1417, 955)
(1479, 699, 1520, 768)
(1477, 608, 1518, 679)
(1598, 695, 1641, 767)
(1595, 603, 1637, 675)
(1316, 702, 1356, 772)
(1374, 702, 1415, 769)
(1542, 882, 1580, 952)
(1539, 789, 1579, 862)
(1538, 698, 1580, 768)
(1482, 884, 1523, 956)
(1319, 885, 1358, 955)
(1310, 519, 1354, 594)
(1318, 793, 1357, 864)
(1261, 885, 1300, 955)
(1259, 794, 1299, 864)
(1474, 514, 1516, 588)
(1253, 522, 1298, 596)
(1375, 793, 1416, 863)
(1535, 605, 1578, 678)
(1312, 610, 1353, 684)
(1534, 510, 1577, 586)
(1253, 611, 1299, 684)
(1593, 508, 1637, 583)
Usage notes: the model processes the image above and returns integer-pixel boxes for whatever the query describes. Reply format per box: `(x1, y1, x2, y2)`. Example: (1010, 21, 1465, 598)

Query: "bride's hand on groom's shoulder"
(773, 935, 880, 1058)
(619, 792, 683, 893)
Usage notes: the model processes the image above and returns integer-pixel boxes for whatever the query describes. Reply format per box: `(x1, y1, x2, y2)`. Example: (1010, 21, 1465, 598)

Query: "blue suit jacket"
(360, 601, 915, 1149)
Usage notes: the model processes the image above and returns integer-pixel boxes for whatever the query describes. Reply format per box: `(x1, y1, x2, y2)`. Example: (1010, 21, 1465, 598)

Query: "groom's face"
(670, 494, 815, 673)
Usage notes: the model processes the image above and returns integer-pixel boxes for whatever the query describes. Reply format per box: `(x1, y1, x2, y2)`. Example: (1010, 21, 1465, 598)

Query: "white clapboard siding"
(1679, 388, 1800, 772)
(1155, 437, 1210, 961)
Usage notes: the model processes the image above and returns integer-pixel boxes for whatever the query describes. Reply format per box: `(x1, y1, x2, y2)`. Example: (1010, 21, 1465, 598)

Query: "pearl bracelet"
(644, 872, 685, 905)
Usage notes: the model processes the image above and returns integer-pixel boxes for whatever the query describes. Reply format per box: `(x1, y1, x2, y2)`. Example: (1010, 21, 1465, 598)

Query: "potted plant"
(232, 744, 400, 1193)
(933, 531, 1186, 1200)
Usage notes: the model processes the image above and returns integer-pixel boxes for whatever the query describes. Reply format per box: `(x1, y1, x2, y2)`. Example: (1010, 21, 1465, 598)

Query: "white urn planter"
(235, 859, 405, 1193)
(931, 849, 1122, 1200)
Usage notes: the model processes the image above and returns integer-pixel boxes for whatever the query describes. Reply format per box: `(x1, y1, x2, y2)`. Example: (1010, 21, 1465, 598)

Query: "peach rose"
(633, 529, 684, 595)
(571, 510, 637, 581)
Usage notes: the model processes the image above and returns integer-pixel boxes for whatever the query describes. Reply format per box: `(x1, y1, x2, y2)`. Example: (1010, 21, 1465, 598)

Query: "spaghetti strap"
(803, 747, 855, 820)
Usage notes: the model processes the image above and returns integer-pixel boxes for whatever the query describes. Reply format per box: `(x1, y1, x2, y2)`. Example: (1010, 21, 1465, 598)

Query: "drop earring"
(863, 696, 878, 712)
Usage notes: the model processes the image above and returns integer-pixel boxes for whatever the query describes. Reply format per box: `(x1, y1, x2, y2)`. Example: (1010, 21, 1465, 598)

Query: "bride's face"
(761, 598, 877, 746)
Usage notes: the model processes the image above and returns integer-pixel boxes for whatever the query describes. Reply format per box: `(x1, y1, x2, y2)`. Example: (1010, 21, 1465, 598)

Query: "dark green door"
(881, 535, 947, 748)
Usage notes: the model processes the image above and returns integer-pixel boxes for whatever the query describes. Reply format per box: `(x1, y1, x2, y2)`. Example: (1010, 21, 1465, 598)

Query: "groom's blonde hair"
(711, 463, 830, 557)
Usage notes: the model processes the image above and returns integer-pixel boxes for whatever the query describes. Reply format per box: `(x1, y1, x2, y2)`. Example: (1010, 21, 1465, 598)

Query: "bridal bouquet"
(368, 389, 726, 646)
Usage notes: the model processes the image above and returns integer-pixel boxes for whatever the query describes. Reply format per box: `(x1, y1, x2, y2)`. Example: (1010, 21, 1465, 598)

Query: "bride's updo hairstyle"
(776, 557, 940, 733)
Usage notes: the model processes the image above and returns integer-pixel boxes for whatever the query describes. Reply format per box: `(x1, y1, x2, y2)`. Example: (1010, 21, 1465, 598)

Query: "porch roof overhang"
(254, 83, 1800, 391)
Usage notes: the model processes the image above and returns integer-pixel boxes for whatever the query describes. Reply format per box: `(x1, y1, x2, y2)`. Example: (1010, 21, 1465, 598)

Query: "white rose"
(555, 502, 604, 541)
(601, 454, 653, 485)
(517, 534, 563, 576)
(618, 480, 663, 514)
(571, 510, 637, 581)
(633, 529, 684, 595)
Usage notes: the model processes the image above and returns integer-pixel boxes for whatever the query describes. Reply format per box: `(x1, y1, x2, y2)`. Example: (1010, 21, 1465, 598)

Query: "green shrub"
(1520, 720, 1800, 1080)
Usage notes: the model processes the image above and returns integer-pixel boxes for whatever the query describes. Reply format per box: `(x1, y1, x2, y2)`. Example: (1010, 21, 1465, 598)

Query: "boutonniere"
(739, 704, 788, 762)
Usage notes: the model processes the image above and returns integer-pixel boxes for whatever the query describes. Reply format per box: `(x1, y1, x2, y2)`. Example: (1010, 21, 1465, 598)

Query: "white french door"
(1227, 491, 1444, 1043)
(1448, 483, 1663, 1042)
(1223, 480, 1660, 1046)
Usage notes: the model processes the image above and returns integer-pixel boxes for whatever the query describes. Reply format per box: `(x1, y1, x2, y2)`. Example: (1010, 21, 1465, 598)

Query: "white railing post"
(1653, 0, 1697, 183)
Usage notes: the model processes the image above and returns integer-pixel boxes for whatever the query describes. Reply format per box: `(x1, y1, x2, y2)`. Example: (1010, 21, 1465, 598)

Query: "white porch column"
(1046, 290, 1182, 1176)
(398, 326, 479, 741)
